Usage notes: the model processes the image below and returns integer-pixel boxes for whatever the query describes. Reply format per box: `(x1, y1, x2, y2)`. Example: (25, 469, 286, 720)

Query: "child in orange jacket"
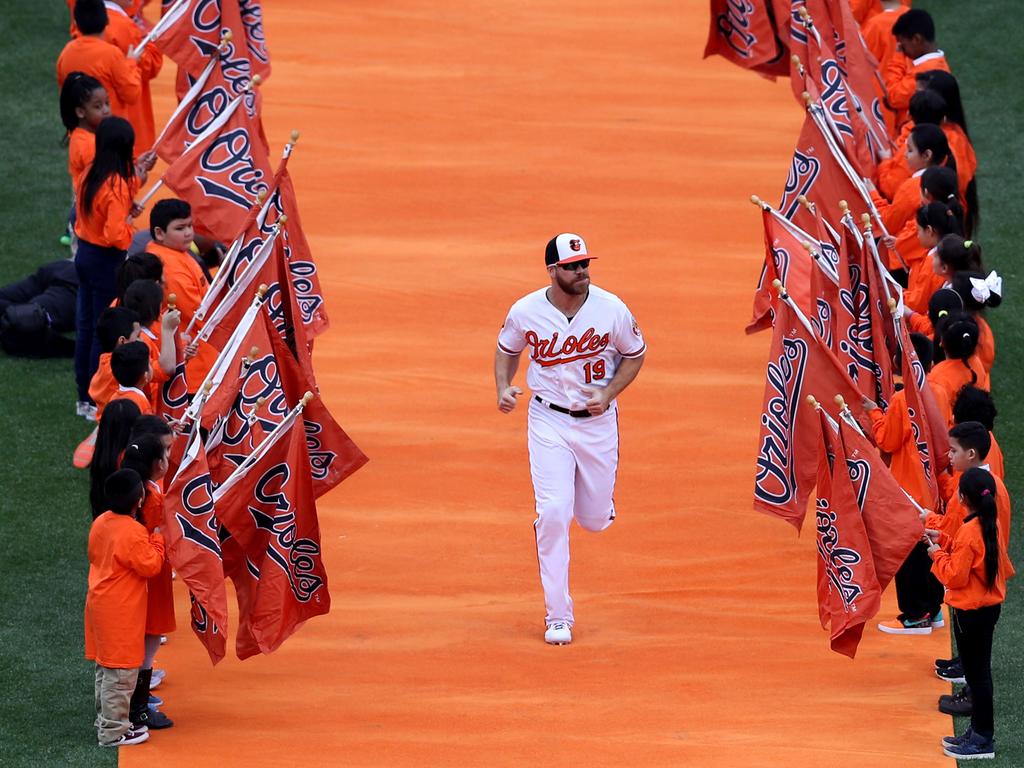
(110, 341, 154, 415)
(953, 387, 1003, 481)
(927, 312, 988, 424)
(59, 72, 110, 189)
(885, 9, 950, 132)
(871, 124, 954, 271)
(122, 279, 180, 407)
(926, 468, 1014, 760)
(57, 1, 141, 117)
(902, 201, 961, 314)
(85, 468, 164, 747)
(101, 0, 163, 153)
(121, 434, 175, 730)
(146, 199, 218, 390)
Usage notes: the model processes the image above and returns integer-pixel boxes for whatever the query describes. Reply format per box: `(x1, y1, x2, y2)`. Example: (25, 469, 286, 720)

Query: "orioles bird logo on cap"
(569, 239, 581, 252)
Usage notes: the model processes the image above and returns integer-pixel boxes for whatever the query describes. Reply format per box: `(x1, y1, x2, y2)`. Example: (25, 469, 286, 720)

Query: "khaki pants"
(94, 664, 138, 745)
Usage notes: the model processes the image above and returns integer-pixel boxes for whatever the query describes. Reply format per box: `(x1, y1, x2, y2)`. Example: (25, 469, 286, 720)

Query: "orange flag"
(815, 408, 881, 658)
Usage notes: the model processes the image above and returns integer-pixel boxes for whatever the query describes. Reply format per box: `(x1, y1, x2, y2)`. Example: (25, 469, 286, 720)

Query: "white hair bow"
(970, 271, 1002, 304)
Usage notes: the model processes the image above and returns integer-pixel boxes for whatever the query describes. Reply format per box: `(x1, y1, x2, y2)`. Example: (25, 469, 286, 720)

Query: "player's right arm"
(494, 348, 522, 413)
(495, 305, 527, 413)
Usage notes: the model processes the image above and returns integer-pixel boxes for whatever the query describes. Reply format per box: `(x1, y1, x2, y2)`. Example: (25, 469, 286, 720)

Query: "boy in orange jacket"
(885, 9, 950, 131)
(57, 1, 141, 118)
(85, 468, 164, 747)
(110, 341, 154, 415)
(146, 199, 218, 391)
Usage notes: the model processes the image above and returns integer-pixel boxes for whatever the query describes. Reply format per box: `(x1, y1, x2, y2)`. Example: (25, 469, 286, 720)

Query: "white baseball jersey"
(496, 285, 646, 410)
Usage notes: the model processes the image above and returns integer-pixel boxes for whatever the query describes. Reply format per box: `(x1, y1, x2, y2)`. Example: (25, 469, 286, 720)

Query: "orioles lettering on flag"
(265, 302, 368, 497)
(162, 424, 229, 664)
(779, 113, 868, 236)
(837, 417, 923, 592)
(815, 409, 882, 658)
(213, 416, 330, 655)
(753, 295, 863, 530)
(704, 0, 787, 76)
(834, 223, 891, 409)
(153, 50, 263, 163)
(237, 0, 271, 81)
(160, 93, 274, 242)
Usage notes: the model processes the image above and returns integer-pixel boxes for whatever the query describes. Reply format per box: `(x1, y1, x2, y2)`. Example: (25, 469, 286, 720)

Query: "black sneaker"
(935, 655, 960, 671)
(942, 727, 973, 748)
(936, 660, 966, 684)
(99, 728, 149, 747)
(942, 729, 995, 760)
(140, 705, 175, 730)
(938, 688, 973, 716)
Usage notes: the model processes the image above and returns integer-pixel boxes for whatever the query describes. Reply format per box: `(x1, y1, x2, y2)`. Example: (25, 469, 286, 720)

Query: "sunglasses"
(557, 259, 590, 271)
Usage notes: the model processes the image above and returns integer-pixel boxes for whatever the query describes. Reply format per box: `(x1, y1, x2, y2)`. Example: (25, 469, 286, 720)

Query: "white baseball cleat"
(544, 621, 572, 645)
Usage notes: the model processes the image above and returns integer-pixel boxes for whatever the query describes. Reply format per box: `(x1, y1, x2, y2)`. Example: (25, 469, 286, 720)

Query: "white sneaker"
(100, 728, 149, 747)
(544, 621, 572, 645)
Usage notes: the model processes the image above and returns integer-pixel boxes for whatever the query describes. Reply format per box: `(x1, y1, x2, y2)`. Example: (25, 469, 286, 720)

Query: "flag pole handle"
(134, 179, 164, 211)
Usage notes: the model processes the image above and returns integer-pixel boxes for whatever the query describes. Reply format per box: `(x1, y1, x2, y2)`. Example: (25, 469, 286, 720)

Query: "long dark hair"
(80, 116, 135, 217)
(959, 467, 1000, 588)
(916, 202, 962, 241)
(917, 69, 969, 139)
(939, 312, 979, 384)
(89, 398, 141, 518)
(59, 71, 103, 139)
(120, 433, 166, 483)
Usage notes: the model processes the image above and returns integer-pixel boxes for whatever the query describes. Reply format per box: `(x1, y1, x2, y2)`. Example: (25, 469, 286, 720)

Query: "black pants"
(894, 541, 944, 620)
(953, 603, 1001, 740)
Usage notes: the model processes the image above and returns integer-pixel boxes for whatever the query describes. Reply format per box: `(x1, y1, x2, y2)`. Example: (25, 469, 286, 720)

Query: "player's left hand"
(582, 387, 610, 416)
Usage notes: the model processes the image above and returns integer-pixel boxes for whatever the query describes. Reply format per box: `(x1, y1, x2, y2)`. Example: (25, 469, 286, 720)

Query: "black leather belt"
(534, 395, 592, 418)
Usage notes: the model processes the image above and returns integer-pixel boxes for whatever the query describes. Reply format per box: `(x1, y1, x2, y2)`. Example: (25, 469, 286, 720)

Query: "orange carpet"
(125, 1, 951, 765)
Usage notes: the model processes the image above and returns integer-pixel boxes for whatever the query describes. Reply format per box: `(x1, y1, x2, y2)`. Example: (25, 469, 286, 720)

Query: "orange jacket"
(869, 390, 931, 508)
(928, 358, 990, 425)
(931, 469, 1010, 549)
(988, 434, 1004, 482)
(68, 127, 96, 186)
(862, 6, 909, 73)
(84, 511, 164, 667)
(146, 242, 219, 388)
(56, 35, 141, 117)
(930, 517, 1013, 610)
(112, 385, 152, 416)
(876, 121, 972, 201)
(903, 249, 945, 314)
(975, 314, 995, 372)
(88, 352, 117, 420)
(140, 480, 177, 635)
(884, 51, 950, 130)
(74, 174, 137, 250)
(872, 171, 922, 234)
(138, 325, 170, 407)
(102, 5, 162, 152)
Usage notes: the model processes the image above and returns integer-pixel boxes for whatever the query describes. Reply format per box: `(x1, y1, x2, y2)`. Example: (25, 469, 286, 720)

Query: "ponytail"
(939, 312, 979, 382)
(936, 234, 982, 274)
(958, 467, 1000, 588)
(916, 203, 962, 241)
(952, 270, 1003, 312)
(120, 433, 166, 484)
(916, 70, 970, 140)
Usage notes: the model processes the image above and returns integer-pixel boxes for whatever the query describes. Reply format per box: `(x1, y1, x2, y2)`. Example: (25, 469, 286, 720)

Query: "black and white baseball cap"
(545, 233, 595, 266)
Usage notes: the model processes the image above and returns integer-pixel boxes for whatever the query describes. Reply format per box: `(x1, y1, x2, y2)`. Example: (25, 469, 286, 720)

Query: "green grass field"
(0, 2, 1018, 766)
(0, 4, 116, 766)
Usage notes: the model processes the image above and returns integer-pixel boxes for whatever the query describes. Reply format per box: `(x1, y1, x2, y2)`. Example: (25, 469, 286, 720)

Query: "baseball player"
(494, 233, 646, 645)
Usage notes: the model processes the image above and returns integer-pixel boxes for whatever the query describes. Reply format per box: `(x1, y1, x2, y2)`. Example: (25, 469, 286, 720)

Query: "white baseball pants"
(527, 398, 618, 626)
